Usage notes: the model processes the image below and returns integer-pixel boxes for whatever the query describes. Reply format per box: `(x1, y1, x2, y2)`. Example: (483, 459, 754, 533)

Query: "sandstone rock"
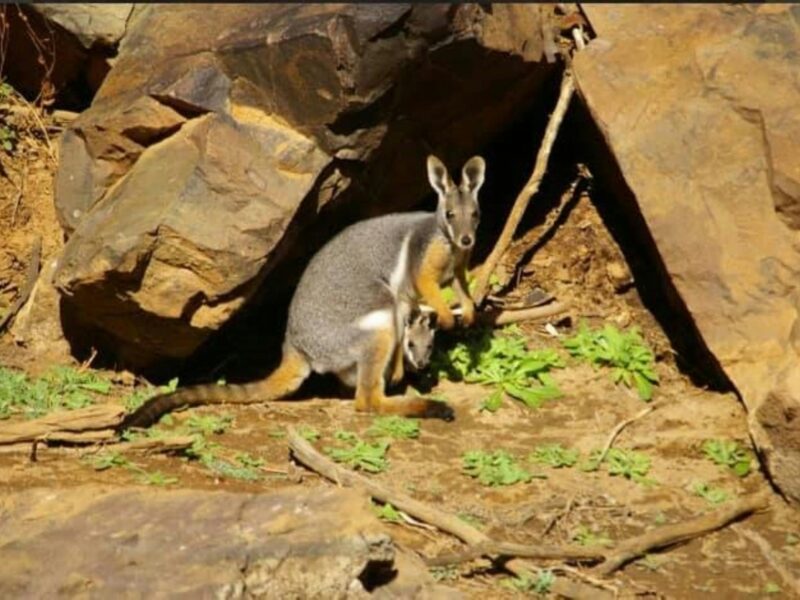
(32, 4, 132, 49)
(53, 4, 557, 366)
(575, 4, 800, 502)
(0, 485, 457, 599)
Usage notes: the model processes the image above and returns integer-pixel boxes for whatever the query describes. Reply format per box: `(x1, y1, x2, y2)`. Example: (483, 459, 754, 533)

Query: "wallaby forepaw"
(460, 302, 476, 327)
(437, 309, 456, 331)
(422, 399, 455, 421)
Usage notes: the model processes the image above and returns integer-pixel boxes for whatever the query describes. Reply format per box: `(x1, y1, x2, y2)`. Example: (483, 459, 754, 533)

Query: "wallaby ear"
(426, 311, 438, 329)
(427, 155, 453, 196)
(461, 156, 486, 195)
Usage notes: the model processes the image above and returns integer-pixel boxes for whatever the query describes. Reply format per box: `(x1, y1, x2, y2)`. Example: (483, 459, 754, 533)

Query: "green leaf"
(480, 387, 504, 413)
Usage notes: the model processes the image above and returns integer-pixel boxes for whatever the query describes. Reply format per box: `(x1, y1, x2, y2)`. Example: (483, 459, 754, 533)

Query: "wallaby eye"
(472, 210, 479, 219)
(445, 210, 455, 220)
(408, 341, 416, 349)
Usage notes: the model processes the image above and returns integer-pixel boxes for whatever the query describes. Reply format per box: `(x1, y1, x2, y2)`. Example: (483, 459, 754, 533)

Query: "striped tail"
(118, 347, 311, 430)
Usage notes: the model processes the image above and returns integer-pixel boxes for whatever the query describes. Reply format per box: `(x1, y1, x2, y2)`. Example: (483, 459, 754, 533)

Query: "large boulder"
(52, 3, 557, 367)
(0, 485, 457, 598)
(575, 4, 800, 502)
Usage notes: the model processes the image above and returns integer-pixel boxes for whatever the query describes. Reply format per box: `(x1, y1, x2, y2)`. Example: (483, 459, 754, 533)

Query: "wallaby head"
(427, 155, 486, 251)
(402, 307, 436, 371)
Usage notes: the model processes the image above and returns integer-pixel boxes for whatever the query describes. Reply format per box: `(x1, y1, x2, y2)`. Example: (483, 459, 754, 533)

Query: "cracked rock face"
(575, 4, 800, 502)
(0, 485, 455, 599)
(53, 3, 553, 366)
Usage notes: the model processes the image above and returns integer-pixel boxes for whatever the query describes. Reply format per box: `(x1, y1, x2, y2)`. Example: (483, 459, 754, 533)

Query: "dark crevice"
(148, 94, 212, 119)
(367, 7, 413, 43)
(357, 559, 397, 592)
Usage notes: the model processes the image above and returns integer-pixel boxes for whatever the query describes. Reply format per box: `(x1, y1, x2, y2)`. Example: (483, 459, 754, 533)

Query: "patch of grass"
(297, 426, 320, 442)
(367, 415, 420, 440)
(123, 377, 178, 412)
(701, 439, 752, 478)
(86, 451, 130, 471)
(462, 450, 543, 487)
(133, 469, 179, 486)
(692, 481, 730, 505)
(563, 322, 659, 401)
(372, 501, 403, 523)
(530, 443, 579, 469)
(500, 569, 555, 595)
(431, 325, 564, 410)
(184, 413, 233, 436)
(0, 366, 112, 419)
(325, 433, 390, 473)
(572, 525, 613, 548)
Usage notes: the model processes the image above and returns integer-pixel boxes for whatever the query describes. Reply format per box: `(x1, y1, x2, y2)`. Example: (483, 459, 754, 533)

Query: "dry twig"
(593, 493, 771, 576)
(595, 403, 659, 466)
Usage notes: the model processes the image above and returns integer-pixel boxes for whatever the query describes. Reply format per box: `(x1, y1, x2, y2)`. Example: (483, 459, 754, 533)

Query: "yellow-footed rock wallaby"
(120, 155, 485, 428)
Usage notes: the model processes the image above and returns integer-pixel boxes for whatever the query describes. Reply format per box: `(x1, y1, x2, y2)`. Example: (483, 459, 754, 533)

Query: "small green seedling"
(701, 439, 752, 478)
(429, 565, 459, 582)
(297, 426, 321, 442)
(0, 366, 113, 419)
(692, 482, 730, 505)
(457, 512, 485, 528)
(325, 434, 390, 473)
(462, 450, 542, 487)
(563, 322, 659, 401)
(479, 388, 504, 413)
(367, 415, 420, 439)
(530, 443, 579, 469)
(87, 451, 130, 471)
(764, 582, 781, 595)
(603, 448, 653, 484)
(572, 525, 613, 548)
(203, 456, 263, 481)
(184, 413, 233, 436)
(636, 553, 663, 572)
(373, 501, 403, 523)
(500, 569, 555, 595)
(785, 533, 799, 547)
(135, 470, 179, 486)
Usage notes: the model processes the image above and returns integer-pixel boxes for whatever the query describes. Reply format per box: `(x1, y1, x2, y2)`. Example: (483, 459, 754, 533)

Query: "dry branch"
(287, 427, 610, 600)
(0, 234, 41, 333)
(425, 539, 602, 567)
(0, 403, 126, 445)
(114, 435, 196, 454)
(595, 403, 659, 466)
(472, 69, 576, 305)
(479, 301, 571, 326)
(593, 493, 771, 576)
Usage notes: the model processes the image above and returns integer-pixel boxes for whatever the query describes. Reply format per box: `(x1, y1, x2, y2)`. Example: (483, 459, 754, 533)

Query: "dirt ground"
(1, 103, 799, 599)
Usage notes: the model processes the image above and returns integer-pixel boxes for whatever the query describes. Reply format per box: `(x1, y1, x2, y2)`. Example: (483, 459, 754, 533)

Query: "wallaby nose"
(460, 235, 473, 248)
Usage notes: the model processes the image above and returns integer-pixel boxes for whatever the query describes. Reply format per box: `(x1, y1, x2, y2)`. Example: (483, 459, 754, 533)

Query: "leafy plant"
(604, 448, 653, 484)
(297, 425, 320, 442)
(373, 501, 403, 523)
(0, 366, 112, 419)
(530, 443, 579, 469)
(501, 570, 555, 595)
(367, 415, 420, 439)
(692, 481, 730, 505)
(325, 434, 390, 473)
(701, 439, 752, 478)
(202, 455, 263, 481)
(462, 450, 542, 487)
(572, 525, 613, 547)
(432, 326, 564, 410)
(636, 554, 663, 572)
(86, 451, 130, 471)
(430, 565, 459, 582)
(184, 413, 233, 436)
(564, 322, 659, 401)
(0, 125, 17, 152)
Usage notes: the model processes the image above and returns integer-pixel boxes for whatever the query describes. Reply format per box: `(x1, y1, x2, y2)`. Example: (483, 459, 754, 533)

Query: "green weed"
(500, 569, 555, 595)
(134, 469, 178, 486)
(373, 501, 403, 523)
(430, 565, 459, 582)
(583, 448, 655, 485)
(325, 433, 390, 473)
(530, 443, 579, 469)
(184, 413, 233, 436)
(462, 450, 543, 487)
(297, 426, 320, 442)
(572, 525, 613, 547)
(701, 439, 752, 478)
(564, 322, 659, 401)
(0, 366, 112, 419)
(764, 582, 781, 595)
(367, 415, 420, 440)
(432, 325, 564, 410)
(86, 451, 130, 471)
(692, 482, 730, 505)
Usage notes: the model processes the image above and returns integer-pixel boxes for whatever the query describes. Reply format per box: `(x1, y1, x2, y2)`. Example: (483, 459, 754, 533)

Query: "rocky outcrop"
(0, 485, 457, 598)
(575, 4, 800, 502)
(52, 4, 557, 366)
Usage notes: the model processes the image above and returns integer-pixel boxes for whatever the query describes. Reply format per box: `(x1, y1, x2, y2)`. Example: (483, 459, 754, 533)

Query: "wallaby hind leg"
(258, 344, 312, 401)
(355, 327, 454, 420)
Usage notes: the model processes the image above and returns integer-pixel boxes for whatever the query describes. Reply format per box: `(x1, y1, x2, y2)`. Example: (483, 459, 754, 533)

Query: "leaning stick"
(472, 70, 576, 305)
(0, 235, 42, 333)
